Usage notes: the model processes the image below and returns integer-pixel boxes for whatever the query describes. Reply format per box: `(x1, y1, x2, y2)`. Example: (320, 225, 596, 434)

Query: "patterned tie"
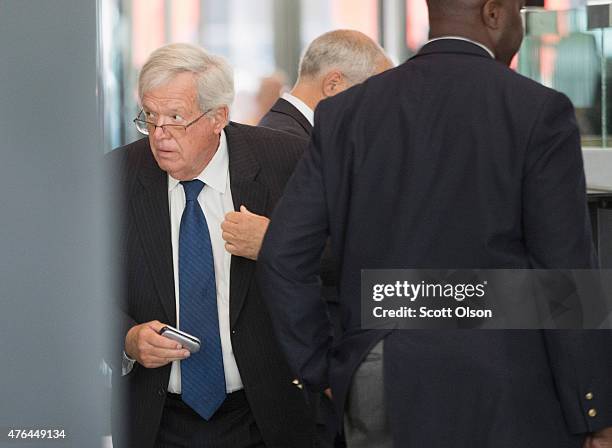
(179, 180, 226, 420)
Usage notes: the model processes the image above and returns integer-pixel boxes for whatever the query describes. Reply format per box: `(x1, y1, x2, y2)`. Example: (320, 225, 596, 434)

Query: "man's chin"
(153, 154, 180, 173)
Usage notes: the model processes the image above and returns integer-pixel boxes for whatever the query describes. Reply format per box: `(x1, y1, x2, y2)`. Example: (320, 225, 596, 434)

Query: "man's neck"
(426, 35, 495, 59)
(429, 24, 494, 55)
(289, 82, 321, 112)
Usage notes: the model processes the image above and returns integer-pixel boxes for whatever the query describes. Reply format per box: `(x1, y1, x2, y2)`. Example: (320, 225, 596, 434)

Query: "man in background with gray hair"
(259, 29, 393, 137)
(108, 43, 314, 448)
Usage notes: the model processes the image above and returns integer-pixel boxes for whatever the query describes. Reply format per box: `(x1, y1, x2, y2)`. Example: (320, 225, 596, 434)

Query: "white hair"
(138, 43, 234, 113)
(298, 30, 390, 84)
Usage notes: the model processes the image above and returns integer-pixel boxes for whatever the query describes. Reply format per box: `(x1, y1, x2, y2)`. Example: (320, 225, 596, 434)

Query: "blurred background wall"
(0, 1, 109, 446)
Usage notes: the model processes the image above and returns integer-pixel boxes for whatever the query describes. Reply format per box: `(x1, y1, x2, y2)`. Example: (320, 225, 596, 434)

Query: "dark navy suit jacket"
(259, 97, 313, 138)
(258, 39, 612, 447)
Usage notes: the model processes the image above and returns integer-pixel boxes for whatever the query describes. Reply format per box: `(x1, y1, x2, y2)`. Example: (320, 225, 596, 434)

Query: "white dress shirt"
(281, 92, 314, 126)
(167, 130, 243, 394)
(426, 36, 495, 59)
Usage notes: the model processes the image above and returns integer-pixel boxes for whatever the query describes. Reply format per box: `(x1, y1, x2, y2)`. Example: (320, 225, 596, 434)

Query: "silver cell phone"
(159, 325, 201, 353)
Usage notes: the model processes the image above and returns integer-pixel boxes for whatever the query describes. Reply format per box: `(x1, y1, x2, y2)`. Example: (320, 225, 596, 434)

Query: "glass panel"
(519, 5, 612, 148)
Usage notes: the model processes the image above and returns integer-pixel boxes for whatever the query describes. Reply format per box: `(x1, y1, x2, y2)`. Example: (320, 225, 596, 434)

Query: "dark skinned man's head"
(426, 0, 526, 66)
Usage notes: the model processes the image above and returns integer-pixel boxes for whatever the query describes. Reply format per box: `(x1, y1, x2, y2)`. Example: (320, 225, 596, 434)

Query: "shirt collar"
(168, 129, 229, 194)
(425, 36, 495, 59)
(282, 92, 314, 126)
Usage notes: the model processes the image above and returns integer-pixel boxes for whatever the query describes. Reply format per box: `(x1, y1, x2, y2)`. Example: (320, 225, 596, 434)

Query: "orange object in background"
(331, 0, 378, 41)
(171, 0, 200, 43)
(133, 0, 165, 68)
(406, 0, 429, 52)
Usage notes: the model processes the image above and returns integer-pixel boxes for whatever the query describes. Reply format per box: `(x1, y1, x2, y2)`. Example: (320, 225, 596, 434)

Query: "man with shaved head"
(258, 0, 612, 447)
(427, 0, 524, 65)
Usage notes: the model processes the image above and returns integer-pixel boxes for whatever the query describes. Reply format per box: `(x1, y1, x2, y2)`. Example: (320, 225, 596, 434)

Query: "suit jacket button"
(585, 392, 594, 400)
(158, 388, 165, 397)
(588, 408, 597, 418)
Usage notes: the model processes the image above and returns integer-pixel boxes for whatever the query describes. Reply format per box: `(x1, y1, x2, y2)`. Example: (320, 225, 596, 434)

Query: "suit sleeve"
(522, 91, 612, 433)
(522, 91, 596, 269)
(257, 110, 333, 392)
(544, 330, 612, 434)
(104, 148, 139, 375)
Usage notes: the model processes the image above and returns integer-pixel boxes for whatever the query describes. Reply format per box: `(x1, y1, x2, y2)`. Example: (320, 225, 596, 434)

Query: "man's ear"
(482, 0, 502, 30)
(322, 70, 345, 97)
(211, 106, 229, 133)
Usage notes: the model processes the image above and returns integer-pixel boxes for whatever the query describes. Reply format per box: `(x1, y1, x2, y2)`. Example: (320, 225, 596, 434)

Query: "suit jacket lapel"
(225, 123, 269, 327)
(131, 146, 176, 325)
(273, 98, 313, 136)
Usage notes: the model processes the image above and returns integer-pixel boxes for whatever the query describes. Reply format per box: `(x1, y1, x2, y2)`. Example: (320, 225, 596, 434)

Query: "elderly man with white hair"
(108, 43, 314, 448)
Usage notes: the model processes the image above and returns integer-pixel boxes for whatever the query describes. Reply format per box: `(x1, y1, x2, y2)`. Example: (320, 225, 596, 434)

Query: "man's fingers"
(324, 388, 333, 400)
(240, 205, 254, 215)
(221, 219, 240, 233)
(590, 427, 612, 448)
(147, 320, 166, 333)
(152, 332, 187, 350)
(138, 342, 190, 368)
(224, 211, 242, 224)
(225, 242, 239, 255)
(140, 325, 185, 350)
(222, 231, 238, 243)
(149, 346, 190, 360)
(140, 354, 177, 368)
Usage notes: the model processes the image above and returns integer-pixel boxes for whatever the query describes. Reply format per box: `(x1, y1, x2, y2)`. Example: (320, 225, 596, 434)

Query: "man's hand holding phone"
(125, 320, 191, 368)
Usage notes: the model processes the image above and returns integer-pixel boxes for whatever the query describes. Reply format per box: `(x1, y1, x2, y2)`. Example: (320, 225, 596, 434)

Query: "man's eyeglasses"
(133, 108, 213, 136)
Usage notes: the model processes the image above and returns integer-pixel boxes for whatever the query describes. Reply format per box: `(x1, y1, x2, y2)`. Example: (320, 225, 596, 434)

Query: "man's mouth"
(156, 147, 175, 154)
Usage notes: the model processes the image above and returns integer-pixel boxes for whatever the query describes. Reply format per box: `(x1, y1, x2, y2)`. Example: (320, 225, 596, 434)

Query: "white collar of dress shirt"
(281, 92, 314, 126)
(425, 36, 495, 59)
(167, 129, 229, 194)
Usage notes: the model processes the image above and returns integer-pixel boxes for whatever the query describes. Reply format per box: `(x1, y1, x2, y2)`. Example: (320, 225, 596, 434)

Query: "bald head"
(427, 0, 486, 20)
(426, 0, 525, 66)
(291, 30, 393, 110)
(298, 29, 392, 84)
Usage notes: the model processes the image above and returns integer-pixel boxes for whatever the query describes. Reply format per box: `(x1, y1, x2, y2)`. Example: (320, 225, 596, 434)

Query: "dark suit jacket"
(108, 122, 314, 448)
(258, 39, 612, 447)
(260, 97, 341, 445)
(259, 96, 338, 308)
(259, 97, 313, 138)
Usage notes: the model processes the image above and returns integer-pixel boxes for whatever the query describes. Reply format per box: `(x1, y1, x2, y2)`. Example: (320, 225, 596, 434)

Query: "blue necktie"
(179, 180, 226, 420)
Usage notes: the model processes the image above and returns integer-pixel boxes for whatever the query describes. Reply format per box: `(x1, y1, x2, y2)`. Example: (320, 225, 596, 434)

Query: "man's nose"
(152, 124, 169, 139)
